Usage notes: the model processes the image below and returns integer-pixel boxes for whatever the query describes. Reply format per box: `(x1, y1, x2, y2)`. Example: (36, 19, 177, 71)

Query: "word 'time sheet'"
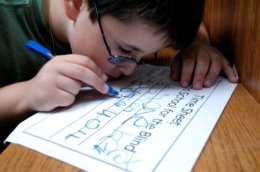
(6, 65, 237, 172)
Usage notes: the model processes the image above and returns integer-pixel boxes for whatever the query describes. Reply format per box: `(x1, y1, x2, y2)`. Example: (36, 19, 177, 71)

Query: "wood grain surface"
(203, 0, 260, 103)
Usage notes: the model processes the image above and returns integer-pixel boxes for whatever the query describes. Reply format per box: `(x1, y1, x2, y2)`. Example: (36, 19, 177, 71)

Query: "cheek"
(69, 16, 102, 57)
(69, 29, 96, 55)
(69, 34, 114, 74)
(69, 27, 105, 63)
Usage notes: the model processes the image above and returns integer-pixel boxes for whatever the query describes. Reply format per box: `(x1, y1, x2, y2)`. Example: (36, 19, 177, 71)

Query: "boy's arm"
(0, 81, 34, 118)
(171, 22, 238, 89)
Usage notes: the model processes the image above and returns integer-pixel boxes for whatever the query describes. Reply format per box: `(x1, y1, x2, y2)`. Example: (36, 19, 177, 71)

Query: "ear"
(64, 0, 83, 21)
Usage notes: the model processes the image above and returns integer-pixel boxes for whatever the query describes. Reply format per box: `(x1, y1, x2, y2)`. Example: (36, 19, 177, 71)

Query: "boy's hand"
(25, 54, 108, 111)
(170, 42, 238, 89)
(170, 22, 238, 89)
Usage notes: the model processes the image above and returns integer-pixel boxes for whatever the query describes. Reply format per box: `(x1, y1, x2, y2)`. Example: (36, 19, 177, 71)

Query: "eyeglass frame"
(93, 0, 138, 65)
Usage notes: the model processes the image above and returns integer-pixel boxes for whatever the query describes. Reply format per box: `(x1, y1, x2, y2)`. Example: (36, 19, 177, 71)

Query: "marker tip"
(107, 85, 118, 96)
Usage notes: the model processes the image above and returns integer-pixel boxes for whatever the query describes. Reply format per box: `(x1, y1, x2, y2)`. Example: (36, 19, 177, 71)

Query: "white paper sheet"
(6, 65, 237, 172)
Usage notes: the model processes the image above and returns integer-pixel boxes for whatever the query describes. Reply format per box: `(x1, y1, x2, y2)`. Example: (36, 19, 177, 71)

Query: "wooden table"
(0, 82, 260, 172)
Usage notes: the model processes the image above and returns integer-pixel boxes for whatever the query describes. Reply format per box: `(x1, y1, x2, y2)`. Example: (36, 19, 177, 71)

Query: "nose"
(117, 63, 137, 76)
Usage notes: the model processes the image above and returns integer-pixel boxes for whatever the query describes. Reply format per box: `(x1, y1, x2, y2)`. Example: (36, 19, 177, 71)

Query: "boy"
(0, 0, 237, 149)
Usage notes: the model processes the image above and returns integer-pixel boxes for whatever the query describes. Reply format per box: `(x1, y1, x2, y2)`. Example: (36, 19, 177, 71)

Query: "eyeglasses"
(93, 0, 138, 65)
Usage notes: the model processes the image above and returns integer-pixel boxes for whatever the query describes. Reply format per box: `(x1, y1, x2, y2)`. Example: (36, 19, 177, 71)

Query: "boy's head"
(87, 0, 205, 49)
(63, 0, 204, 77)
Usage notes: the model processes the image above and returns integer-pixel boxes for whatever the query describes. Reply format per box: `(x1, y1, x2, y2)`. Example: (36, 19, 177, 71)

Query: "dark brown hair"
(87, 0, 205, 49)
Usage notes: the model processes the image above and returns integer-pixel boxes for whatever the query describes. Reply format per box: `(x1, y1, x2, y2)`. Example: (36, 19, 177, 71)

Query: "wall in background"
(203, 0, 260, 103)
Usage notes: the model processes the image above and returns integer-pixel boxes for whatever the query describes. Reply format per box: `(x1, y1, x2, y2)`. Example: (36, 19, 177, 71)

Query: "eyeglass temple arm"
(93, 0, 113, 56)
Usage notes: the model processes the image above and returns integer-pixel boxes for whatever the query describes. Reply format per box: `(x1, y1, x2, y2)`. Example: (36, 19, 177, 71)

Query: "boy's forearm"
(193, 22, 211, 44)
(0, 81, 34, 118)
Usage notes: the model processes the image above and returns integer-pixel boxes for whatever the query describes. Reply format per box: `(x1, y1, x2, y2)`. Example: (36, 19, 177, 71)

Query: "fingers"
(54, 89, 76, 107)
(193, 48, 232, 89)
(55, 75, 82, 95)
(27, 78, 77, 111)
(192, 50, 211, 89)
(61, 55, 108, 81)
(203, 57, 221, 87)
(180, 51, 196, 88)
(52, 55, 109, 94)
(175, 44, 238, 90)
(170, 53, 182, 81)
(60, 63, 108, 94)
(221, 58, 239, 83)
(171, 50, 197, 88)
(27, 54, 112, 112)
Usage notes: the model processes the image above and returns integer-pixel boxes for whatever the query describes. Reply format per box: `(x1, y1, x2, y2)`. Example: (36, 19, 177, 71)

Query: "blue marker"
(26, 40, 53, 59)
(26, 40, 118, 96)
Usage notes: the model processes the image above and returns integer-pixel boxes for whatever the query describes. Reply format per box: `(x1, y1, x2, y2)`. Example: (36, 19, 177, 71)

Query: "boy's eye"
(119, 46, 132, 55)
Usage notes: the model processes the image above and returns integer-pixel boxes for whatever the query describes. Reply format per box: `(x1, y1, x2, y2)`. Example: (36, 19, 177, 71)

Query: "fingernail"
(205, 80, 213, 87)
(182, 81, 189, 87)
(100, 84, 109, 94)
(233, 76, 239, 83)
(194, 81, 202, 89)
